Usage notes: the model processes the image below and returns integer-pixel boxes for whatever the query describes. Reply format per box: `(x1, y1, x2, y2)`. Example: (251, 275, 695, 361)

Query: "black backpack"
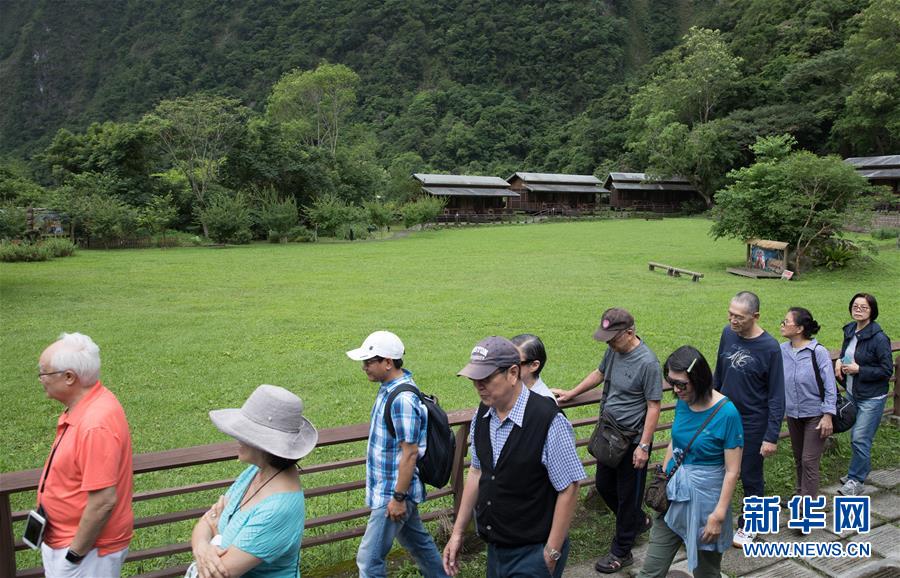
(384, 384, 456, 488)
(810, 345, 856, 434)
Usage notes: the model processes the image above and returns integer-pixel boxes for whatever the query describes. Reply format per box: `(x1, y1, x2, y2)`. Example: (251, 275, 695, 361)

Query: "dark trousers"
(787, 416, 827, 497)
(486, 538, 570, 578)
(736, 432, 764, 528)
(595, 443, 648, 558)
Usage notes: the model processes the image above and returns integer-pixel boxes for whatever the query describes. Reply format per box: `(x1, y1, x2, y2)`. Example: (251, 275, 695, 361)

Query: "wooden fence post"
(0, 492, 16, 578)
(893, 352, 900, 417)
(451, 422, 470, 515)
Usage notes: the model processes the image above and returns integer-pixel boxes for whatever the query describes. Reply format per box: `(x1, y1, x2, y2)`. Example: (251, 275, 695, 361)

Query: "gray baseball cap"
(593, 307, 635, 342)
(457, 336, 521, 380)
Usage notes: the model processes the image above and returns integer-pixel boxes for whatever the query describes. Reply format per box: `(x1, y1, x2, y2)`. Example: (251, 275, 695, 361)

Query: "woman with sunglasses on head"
(779, 307, 836, 500)
(188, 385, 318, 578)
(835, 293, 893, 497)
(638, 346, 743, 578)
(511, 333, 557, 402)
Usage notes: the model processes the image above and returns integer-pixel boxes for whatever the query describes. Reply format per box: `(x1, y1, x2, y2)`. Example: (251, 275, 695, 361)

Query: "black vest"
(474, 391, 561, 547)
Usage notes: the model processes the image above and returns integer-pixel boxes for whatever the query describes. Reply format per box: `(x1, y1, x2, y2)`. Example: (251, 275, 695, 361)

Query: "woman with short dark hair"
(638, 346, 743, 578)
(780, 307, 836, 499)
(835, 293, 893, 496)
(511, 333, 556, 401)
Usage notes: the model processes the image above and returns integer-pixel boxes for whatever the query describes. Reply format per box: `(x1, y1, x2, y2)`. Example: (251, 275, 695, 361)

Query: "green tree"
(627, 28, 744, 206)
(399, 196, 446, 229)
(304, 193, 364, 238)
(143, 95, 247, 236)
(200, 192, 253, 244)
(137, 194, 178, 240)
(251, 188, 299, 242)
(363, 200, 395, 233)
(711, 135, 875, 271)
(832, 0, 900, 154)
(267, 63, 360, 156)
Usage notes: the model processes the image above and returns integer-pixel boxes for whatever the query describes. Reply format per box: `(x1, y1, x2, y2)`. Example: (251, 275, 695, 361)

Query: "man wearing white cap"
(347, 331, 448, 578)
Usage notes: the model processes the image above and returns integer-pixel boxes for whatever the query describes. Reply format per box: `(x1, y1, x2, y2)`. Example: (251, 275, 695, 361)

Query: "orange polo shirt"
(36, 382, 134, 554)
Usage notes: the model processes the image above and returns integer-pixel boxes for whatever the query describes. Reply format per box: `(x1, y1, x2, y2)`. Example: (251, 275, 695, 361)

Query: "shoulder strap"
(670, 399, 729, 479)
(384, 383, 422, 439)
(810, 345, 825, 401)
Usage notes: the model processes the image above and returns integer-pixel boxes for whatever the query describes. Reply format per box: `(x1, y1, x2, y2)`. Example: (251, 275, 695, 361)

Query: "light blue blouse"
(217, 466, 305, 578)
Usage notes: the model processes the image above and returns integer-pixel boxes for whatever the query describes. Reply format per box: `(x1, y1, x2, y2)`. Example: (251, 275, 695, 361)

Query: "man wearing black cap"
(554, 308, 662, 574)
(443, 336, 586, 577)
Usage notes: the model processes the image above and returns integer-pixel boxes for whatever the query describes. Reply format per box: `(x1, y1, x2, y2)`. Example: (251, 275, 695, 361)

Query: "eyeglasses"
(363, 357, 385, 366)
(519, 359, 537, 366)
(38, 370, 66, 378)
(851, 305, 870, 312)
(665, 375, 690, 391)
(780, 319, 796, 326)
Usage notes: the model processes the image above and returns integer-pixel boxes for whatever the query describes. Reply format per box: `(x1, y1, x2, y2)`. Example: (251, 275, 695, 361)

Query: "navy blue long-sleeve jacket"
(713, 326, 785, 444)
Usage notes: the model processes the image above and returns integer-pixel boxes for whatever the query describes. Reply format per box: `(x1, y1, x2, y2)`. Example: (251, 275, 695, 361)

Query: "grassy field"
(2, 217, 898, 575)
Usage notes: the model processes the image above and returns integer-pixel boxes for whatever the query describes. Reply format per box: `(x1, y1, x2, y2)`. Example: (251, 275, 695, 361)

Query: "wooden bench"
(648, 261, 704, 282)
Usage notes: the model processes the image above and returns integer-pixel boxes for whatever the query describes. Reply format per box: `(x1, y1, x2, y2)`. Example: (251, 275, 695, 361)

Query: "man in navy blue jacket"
(713, 291, 785, 548)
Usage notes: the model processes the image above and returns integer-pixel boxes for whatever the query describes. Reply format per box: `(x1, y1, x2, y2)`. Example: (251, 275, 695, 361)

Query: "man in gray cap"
(346, 331, 448, 578)
(554, 308, 662, 574)
(443, 336, 586, 577)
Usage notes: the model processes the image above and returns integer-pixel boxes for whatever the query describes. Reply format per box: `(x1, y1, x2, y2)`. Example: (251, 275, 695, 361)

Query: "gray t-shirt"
(598, 340, 663, 439)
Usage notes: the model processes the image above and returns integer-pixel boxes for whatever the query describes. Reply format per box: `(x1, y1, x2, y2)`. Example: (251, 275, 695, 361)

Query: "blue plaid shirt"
(469, 386, 586, 492)
(366, 369, 427, 508)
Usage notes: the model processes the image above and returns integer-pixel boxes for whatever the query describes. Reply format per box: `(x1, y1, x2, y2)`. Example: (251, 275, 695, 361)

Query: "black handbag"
(588, 411, 639, 468)
(644, 399, 730, 513)
(810, 345, 856, 434)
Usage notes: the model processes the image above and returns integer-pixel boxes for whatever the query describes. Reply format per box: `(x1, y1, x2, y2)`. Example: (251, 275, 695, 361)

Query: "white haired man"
(35, 333, 134, 576)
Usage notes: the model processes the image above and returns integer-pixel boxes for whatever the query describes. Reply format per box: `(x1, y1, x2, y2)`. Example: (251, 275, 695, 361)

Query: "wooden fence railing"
(2, 345, 897, 577)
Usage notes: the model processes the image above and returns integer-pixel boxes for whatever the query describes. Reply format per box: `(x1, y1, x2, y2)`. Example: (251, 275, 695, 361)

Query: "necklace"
(227, 466, 289, 523)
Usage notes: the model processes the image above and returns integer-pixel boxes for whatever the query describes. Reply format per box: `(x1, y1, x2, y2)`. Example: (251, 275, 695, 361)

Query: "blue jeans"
(847, 394, 887, 483)
(357, 502, 448, 578)
(486, 538, 570, 578)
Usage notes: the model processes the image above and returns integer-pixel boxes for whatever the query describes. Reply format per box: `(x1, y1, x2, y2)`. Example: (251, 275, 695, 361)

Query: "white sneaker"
(840, 475, 848, 485)
(732, 527, 756, 548)
(839, 479, 863, 496)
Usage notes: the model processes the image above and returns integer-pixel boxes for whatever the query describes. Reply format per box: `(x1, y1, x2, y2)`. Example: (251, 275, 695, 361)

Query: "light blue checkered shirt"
(366, 369, 428, 508)
(469, 385, 586, 491)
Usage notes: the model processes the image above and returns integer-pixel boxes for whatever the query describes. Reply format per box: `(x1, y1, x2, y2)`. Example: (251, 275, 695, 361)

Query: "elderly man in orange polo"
(35, 332, 134, 576)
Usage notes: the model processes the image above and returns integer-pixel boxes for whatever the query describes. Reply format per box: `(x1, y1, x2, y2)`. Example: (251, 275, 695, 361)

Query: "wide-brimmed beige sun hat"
(209, 384, 318, 460)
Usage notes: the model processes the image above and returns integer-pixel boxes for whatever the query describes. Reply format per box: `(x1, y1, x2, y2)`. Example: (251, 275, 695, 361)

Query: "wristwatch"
(638, 443, 651, 453)
(392, 491, 408, 502)
(65, 548, 85, 564)
(545, 546, 562, 561)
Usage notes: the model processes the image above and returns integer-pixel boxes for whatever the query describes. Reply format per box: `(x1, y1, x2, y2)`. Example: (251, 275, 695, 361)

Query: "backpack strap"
(670, 398, 729, 479)
(384, 383, 422, 439)
(810, 345, 825, 402)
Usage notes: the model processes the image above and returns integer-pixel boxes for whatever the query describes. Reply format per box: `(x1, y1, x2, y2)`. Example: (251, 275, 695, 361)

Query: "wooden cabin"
(412, 173, 518, 214)
(602, 172, 701, 212)
(506, 172, 603, 213)
(845, 155, 900, 198)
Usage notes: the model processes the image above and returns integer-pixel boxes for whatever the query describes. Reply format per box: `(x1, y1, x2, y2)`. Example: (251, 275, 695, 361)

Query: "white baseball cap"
(346, 331, 405, 361)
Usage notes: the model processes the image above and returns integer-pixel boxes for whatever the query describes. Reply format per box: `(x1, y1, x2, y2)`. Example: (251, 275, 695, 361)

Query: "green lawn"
(2, 217, 898, 575)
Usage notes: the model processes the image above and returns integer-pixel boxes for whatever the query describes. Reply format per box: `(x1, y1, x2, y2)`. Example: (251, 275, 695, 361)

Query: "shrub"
(253, 191, 299, 242)
(0, 241, 51, 262)
(813, 238, 874, 270)
(0, 204, 27, 240)
(76, 195, 138, 246)
(287, 225, 315, 243)
(304, 193, 365, 237)
(871, 227, 900, 240)
(200, 193, 253, 244)
(41, 237, 76, 257)
(335, 221, 372, 241)
(399, 196, 446, 228)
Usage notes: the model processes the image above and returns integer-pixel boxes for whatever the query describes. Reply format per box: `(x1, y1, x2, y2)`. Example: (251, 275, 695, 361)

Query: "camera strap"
(38, 424, 70, 498)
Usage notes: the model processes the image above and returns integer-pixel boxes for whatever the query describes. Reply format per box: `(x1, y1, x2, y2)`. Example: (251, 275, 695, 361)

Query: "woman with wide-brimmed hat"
(189, 385, 318, 578)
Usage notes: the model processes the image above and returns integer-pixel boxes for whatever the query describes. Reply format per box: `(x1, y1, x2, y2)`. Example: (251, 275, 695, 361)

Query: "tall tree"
(626, 28, 744, 206)
(832, 0, 900, 154)
(142, 95, 247, 236)
(267, 63, 360, 156)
